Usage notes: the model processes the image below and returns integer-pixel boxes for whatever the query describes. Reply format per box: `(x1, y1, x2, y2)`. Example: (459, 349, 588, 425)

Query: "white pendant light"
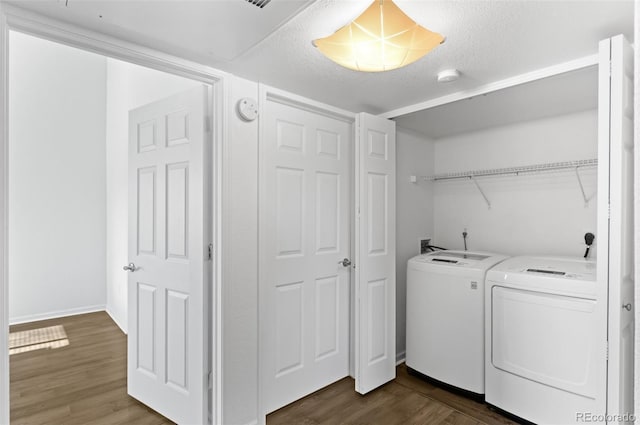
(313, 0, 445, 72)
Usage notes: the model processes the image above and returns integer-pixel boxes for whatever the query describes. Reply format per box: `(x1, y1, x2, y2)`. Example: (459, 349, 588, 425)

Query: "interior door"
(127, 86, 209, 424)
(354, 112, 396, 394)
(260, 98, 352, 414)
(599, 34, 635, 422)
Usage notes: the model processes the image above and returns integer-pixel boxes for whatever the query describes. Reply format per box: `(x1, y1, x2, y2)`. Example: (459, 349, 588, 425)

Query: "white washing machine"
(406, 250, 508, 396)
(485, 256, 606, 424)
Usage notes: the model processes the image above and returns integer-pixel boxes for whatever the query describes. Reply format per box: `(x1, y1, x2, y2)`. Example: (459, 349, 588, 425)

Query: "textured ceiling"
(5, 0, 316, 61)
(5, 0, 634, 114)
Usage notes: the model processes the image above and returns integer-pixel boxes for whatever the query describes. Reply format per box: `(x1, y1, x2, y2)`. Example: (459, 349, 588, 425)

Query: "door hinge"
(208, 371, 213, 389)
(208, 243, 213, 260)
(609, 60, 612, 78)
(605, 341, 609, 361)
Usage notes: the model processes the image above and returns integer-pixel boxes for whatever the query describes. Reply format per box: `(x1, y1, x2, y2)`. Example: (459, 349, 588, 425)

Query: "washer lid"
(409, 250, 508, 270)
(430, 252, 490, 261)
(486, 256, 597, 299)
(489, 256, 596, 282)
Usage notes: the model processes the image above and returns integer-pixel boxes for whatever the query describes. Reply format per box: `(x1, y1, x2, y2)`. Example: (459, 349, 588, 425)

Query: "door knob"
(123, 263, 137, 272)
(623, 303, 632, 311)
(338, 258, 352, 267)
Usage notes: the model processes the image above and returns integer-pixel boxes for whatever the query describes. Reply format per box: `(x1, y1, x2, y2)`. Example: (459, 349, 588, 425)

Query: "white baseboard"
(105, 307, 127, 335)
(396, 351, 406, 366)
(9, 304, 106, 325)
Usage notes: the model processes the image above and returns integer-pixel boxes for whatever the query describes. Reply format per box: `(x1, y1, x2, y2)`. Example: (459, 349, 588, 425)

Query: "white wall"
(395, 129, 434, 360)
(222, 76, 260, 425)
(8, 32, 107, 323)
(104, 59, 201, 333)
(433, 109, 598, 257)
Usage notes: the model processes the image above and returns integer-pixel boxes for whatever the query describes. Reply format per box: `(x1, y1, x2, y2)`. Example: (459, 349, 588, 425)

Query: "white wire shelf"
(423, 159, 598, 181)
(416, 159, 598, 209)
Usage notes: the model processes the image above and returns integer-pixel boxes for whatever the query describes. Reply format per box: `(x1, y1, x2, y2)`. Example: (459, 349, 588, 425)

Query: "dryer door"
(491, 286, 598, 399)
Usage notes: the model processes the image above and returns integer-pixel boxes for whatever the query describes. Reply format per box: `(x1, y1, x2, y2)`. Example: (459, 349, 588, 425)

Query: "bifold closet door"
(260, 98, 352, 414)
(598, 34, 635, 421)
(354, 112, 396, 395)
(127, 86, 210, 424)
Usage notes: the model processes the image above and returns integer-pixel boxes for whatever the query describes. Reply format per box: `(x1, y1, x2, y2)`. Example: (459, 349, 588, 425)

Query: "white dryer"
(406, 250, 508, 396)
(485, 256, 606, 424)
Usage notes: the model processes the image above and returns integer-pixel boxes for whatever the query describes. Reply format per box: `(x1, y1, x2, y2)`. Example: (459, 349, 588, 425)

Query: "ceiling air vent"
(245, 0, 272, 8)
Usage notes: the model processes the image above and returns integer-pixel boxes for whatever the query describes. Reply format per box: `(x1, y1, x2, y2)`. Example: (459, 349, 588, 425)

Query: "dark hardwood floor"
(10, 311, 173, 425)
(267, 364, 521, 425)
(11, 312, 520, 425)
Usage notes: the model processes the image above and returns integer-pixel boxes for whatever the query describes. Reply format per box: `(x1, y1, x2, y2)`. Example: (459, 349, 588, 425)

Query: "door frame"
(0, 4, 226, 424)
(257, 83, 356, 423)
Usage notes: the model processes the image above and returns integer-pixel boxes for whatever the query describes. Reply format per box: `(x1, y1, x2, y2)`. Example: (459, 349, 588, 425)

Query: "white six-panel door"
(599, 35, 635, 422)
(260, 98, 352, 414)
(127, 86, 209, 424)
(354, 112, 396, 394)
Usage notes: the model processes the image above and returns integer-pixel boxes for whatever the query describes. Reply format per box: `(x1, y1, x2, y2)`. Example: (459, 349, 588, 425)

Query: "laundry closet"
(393, 64, 599, 368)
(391, 35, 632, 424)
(395, 64, 602, 423)
(256, 34, 633, 425)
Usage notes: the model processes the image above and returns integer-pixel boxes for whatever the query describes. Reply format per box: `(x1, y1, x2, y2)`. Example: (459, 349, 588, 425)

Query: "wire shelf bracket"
(470, 176, 491, 209)
(575, 166, 596, 207)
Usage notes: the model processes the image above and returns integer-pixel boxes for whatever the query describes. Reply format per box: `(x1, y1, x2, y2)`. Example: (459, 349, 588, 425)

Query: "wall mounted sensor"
(237, 97, 258, 121)
(437, 69, 460, 83)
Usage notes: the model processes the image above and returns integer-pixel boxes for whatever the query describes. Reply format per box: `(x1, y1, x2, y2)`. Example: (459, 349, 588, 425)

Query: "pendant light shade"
(313, 0, 444, 72)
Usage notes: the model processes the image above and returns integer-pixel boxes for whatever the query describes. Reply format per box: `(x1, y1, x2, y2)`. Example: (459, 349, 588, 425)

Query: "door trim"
(0, 5, 226, 424)
(257, 83, 355, 424)
(263, 85, 356, 124)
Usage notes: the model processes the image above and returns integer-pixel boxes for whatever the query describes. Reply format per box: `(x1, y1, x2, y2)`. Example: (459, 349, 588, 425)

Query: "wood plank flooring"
(10, 311, 174, 425)
(267, 364, 522, 425)
(11, 312, 520, 425)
